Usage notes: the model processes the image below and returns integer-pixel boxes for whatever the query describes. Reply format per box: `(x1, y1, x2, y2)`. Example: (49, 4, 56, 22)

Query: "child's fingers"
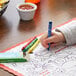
(42, 33, 48, 39)
(40, 33, 47, 41)
(40, 33, 48, 48)
(41, 40, 49, 48)
(44, 36, 57, 43)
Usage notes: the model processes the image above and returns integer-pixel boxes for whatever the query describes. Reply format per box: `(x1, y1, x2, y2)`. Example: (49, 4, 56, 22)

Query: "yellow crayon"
(28, 39, 40, 53)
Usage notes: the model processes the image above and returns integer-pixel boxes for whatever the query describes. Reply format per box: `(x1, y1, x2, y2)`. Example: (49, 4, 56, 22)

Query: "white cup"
(16, 2, 37, 21)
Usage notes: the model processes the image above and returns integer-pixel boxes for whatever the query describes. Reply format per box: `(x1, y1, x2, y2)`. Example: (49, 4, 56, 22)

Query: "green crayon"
(0, 58, 27, 63)
(22, 38, 38, 52)
(0, 52, 27, 63)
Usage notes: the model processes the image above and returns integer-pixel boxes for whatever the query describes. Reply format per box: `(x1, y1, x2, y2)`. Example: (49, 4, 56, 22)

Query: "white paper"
(1, 42, 76, 76)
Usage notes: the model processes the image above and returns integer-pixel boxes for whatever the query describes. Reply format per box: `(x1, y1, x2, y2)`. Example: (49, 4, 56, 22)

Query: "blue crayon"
(47, 21, 52, 50)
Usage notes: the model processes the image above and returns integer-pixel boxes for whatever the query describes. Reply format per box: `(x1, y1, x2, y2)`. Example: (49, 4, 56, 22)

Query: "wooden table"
(0, 0, 76, 76)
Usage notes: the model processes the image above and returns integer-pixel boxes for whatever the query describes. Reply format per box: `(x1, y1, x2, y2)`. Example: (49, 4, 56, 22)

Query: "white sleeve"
(56, 20, 76, 45)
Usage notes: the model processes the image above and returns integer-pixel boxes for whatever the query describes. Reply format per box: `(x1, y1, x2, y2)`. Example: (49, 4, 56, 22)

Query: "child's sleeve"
(55, 21, 76, 45)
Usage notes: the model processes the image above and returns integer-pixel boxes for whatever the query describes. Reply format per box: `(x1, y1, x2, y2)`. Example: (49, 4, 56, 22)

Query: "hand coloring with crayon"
(40, 30, 65, 48)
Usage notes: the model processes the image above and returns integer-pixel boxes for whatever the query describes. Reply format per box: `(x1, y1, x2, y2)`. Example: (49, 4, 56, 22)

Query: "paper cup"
(16, 2, 37, 21)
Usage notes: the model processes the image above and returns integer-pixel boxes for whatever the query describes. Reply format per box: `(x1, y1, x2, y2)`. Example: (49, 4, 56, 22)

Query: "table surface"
(0, 0, 76, 76)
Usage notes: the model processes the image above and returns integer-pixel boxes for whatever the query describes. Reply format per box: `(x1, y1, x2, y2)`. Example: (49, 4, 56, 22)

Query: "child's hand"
(40, 30, 65, 48)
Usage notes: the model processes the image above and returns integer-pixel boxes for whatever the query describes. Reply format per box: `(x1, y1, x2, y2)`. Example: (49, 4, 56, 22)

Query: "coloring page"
(2, 42, 76, 76)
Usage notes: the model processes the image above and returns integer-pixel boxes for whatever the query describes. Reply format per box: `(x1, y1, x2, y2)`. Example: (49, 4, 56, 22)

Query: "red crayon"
(22, 36, 36, 50)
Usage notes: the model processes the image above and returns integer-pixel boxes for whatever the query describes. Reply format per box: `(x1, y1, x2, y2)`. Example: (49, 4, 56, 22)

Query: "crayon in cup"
(25, 0, 40, 4)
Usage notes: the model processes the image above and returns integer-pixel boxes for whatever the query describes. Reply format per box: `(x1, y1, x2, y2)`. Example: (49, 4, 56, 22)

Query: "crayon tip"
(23, 52, 26, 57)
